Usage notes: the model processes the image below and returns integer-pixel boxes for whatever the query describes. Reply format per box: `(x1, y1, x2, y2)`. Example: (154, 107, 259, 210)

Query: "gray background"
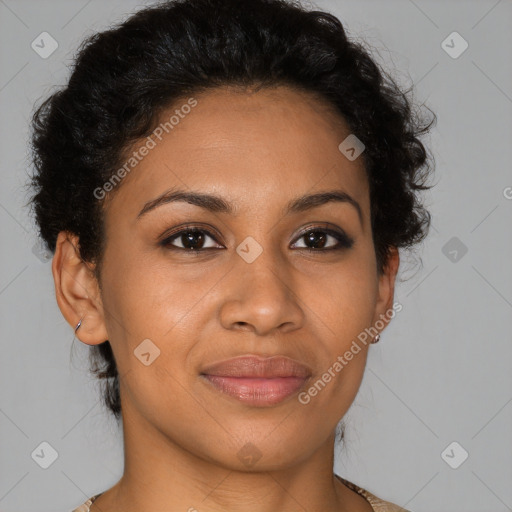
(0, 0, 511, 511)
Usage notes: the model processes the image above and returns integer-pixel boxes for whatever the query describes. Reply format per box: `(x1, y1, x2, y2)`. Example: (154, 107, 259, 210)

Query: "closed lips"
(200, 355, 312, 378)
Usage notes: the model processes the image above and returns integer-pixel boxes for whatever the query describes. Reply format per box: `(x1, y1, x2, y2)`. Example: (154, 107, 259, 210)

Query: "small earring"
(75, 317, 84, 332)
(371, 333, 380, 344)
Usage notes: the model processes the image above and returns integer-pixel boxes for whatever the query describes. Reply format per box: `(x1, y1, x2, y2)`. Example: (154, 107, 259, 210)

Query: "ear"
(52, 231, 109, 345)
(372, 246, 400, 332)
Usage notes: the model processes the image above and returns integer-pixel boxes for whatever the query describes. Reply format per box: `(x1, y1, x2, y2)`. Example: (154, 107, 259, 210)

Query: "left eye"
(291, 228, 353, 251)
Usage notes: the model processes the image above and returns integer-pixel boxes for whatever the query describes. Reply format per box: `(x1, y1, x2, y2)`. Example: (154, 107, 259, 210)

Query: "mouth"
(200, 355, 312, 407)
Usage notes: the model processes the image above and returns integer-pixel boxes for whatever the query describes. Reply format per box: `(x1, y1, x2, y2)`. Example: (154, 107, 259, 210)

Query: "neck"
(93, 402, 370, 512)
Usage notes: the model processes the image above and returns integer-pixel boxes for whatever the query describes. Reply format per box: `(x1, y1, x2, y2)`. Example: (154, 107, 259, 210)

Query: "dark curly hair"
(26, 0, 436, 424)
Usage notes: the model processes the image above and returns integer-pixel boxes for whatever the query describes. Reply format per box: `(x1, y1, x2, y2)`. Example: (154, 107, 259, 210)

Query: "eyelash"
(159, 224, 354, 254)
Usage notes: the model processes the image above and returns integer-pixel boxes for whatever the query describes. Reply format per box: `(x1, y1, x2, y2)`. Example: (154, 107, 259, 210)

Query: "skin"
(53, 85, 399, 512)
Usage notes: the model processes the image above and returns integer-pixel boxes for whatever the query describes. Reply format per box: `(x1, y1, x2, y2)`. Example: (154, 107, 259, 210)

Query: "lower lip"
(201, 375, 308, 406)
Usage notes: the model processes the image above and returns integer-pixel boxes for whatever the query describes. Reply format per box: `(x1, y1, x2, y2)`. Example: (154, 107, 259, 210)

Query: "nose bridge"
(237, 233, 291, 300)
(219, 234, 304, 334)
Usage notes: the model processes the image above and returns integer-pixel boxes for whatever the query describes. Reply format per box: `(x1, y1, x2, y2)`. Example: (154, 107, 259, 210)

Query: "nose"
(219, 247, 305, 336)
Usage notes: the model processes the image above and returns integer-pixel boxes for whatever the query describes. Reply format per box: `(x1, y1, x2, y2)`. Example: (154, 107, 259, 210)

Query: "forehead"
(103, 85, 369, 221)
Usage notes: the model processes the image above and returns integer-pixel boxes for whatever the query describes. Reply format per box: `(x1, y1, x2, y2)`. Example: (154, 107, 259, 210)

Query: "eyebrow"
(137, 188, 363, 226)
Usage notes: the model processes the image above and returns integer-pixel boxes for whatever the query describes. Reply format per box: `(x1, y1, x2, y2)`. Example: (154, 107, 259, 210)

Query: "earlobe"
(52, 231, 109, 346)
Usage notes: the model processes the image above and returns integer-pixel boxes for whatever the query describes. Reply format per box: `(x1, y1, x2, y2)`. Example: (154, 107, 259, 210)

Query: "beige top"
(72, 475, 411, 512)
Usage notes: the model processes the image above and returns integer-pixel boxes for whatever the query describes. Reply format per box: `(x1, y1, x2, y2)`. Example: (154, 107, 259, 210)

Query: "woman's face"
(65, 85, 398, 470)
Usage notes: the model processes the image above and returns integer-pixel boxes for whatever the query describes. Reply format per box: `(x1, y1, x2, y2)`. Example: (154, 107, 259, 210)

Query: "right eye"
(160, 227, 224, 252)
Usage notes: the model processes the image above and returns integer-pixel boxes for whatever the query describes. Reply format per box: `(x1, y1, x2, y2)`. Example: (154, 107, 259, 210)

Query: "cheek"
(300, 256, 377, 396)
(305, 257, 378, 341)
(98, 243, 216, 373)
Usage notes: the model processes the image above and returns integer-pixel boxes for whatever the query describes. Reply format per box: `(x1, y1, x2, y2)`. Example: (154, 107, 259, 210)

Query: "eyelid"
(293, 222, 350, 240)
(160, 223, 223, 241)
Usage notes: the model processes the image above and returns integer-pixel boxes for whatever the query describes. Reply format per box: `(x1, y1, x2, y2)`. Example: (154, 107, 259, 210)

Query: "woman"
(27, 0, 435, 510)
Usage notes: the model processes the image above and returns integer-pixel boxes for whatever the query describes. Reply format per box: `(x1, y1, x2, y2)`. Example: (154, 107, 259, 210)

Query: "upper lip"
(201, 355, 312, 378)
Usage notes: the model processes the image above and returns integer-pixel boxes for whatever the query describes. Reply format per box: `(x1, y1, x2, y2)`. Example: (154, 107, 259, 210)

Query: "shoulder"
(336, 475, 412, 512)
